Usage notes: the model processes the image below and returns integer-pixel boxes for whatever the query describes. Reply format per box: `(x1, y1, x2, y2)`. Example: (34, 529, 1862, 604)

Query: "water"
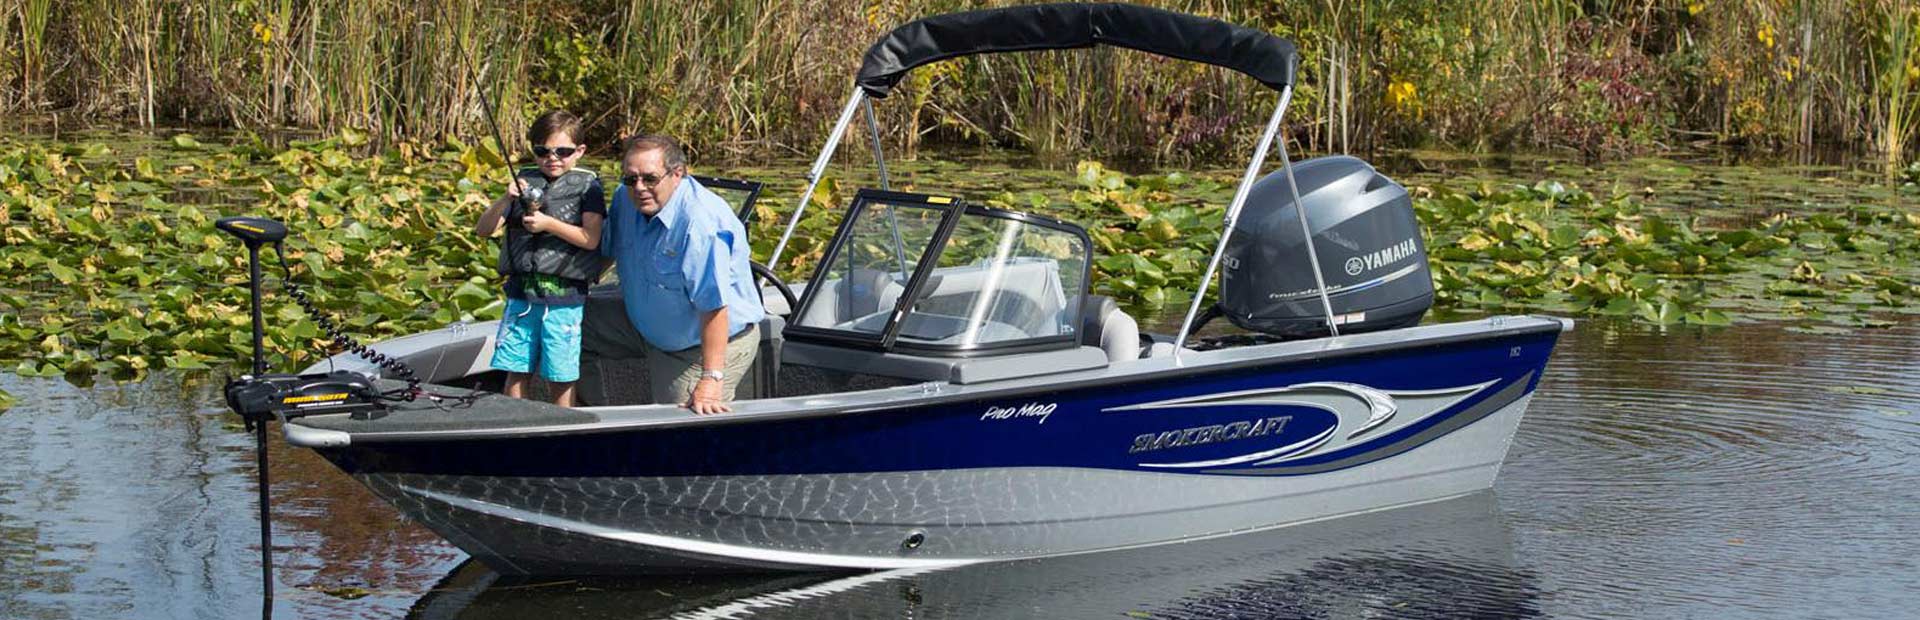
(2, 318, 1915, 619)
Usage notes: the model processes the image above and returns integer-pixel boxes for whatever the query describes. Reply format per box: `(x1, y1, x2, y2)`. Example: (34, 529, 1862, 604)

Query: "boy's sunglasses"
(530, 145, 579, 159)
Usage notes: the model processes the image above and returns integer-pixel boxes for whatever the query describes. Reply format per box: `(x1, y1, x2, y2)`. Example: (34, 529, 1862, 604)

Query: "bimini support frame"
(771, 88, 911, 279)
(865, 96, 914, 277)
(1173, 84, 1340, 357)
(770, 88, 868, 267)
(864, 98, 892, 191)
(791, 3, 1337, 356)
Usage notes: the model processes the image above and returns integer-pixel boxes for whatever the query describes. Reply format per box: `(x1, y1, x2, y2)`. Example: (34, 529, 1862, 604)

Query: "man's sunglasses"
(621, 169, 678, 190)
(531, 145, 579, 159)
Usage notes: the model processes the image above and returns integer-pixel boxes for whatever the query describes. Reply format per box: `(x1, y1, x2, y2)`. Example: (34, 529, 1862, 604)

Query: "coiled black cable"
(271, 244, 420, 401)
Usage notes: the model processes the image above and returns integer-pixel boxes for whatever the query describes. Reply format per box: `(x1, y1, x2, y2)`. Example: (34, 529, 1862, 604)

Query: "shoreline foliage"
(3, 1, 1920, 166)
(0, 133, 1915, 379)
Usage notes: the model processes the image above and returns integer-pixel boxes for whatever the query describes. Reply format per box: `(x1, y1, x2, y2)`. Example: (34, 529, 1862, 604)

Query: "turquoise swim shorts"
(489, 297, 584, 383)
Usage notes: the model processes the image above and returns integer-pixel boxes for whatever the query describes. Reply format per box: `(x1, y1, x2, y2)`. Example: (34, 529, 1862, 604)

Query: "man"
(594, 134, 764, 413)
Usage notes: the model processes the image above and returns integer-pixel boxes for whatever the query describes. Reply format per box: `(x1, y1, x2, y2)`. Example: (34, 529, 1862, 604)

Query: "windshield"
(792, 196, 945, 337)
(789, 190, 1090, 353)
(895, 212, 1086, 348)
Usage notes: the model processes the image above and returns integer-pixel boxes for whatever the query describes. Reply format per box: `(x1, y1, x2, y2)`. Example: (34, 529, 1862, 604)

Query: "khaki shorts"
(579, 295, 758, 405)
(644, 325, 758, 405)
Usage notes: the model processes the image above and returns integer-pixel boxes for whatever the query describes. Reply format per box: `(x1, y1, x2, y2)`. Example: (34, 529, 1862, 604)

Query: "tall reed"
(1864, 0, 1920, 167)
(15, 0, 54, 109)
(6, 0, 1920, 165)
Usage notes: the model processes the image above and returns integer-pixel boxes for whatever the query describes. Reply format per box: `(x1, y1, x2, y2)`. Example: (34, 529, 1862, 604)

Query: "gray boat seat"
(790, 268, 909, 325)
(1081, 294, 1141, 362)
(762, 284, 794, 316)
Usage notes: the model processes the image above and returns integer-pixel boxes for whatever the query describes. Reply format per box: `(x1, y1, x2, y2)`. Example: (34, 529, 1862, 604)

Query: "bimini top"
(856, 2, 1298, 99)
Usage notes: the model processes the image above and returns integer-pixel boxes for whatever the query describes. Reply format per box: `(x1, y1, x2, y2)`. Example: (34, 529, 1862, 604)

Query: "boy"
(474, 110, 606, 407)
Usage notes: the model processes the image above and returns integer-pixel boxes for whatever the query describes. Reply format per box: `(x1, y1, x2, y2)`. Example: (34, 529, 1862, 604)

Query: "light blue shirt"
(601, 177, 765, 352)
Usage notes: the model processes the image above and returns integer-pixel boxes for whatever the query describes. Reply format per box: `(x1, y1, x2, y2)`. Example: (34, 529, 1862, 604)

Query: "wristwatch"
(701, 369, 726, 382)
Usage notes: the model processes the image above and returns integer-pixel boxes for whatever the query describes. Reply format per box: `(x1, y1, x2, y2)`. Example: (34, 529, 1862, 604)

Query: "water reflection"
(0, 373, 460, 620)
(408, 493, 1537, 620)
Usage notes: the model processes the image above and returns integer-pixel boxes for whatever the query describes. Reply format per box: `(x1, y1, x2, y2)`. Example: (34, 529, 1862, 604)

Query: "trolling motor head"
(215, 216, 288, 246)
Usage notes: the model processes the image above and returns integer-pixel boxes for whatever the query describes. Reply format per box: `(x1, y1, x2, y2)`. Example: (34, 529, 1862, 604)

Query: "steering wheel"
(751, 261, 798, 313)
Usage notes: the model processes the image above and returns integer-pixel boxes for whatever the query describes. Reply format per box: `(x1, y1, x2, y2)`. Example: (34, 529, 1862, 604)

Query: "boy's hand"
(522, 210, 557, 233)
(506, 178, 528, 199)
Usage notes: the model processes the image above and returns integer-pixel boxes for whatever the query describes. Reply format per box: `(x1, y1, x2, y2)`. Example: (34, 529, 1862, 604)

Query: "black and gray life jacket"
(498, 167, 606, 283)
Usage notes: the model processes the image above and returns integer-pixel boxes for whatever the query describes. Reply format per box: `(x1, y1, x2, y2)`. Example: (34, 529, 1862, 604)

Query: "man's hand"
(687, 376, 731, 414)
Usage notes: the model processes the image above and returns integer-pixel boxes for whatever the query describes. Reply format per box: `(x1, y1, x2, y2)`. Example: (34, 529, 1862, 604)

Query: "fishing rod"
(204, 42, 527, 620)
(471, 66, 541, 216)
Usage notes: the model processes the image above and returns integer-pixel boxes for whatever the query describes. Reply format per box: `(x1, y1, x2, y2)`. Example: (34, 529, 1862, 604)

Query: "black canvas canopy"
(856, 3, 1298, 98)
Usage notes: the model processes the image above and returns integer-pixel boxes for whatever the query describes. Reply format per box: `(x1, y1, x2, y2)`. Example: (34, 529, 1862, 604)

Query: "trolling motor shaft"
(213, 215, 291, 614)
(215, 217, 285, 376)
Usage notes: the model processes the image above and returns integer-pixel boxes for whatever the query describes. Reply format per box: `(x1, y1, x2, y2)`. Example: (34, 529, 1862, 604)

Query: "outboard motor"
(1219, 156, 1432, 338)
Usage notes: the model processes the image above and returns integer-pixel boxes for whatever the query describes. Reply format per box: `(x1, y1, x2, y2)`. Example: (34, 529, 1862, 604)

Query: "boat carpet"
(292, 380, 600, 435)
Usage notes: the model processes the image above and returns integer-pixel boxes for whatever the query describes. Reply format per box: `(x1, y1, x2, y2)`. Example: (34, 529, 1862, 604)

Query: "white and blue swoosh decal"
(1106, 379, 1498, 470)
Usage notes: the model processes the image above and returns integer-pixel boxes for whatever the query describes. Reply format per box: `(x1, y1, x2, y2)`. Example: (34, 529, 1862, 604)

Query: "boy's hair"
(526, 110, 584, 146)
(621, 133, 687, 170)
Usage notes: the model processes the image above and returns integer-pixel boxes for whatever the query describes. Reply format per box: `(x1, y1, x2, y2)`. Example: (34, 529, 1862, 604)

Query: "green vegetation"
(1420, 183, 1918, 326)
(4, 1, 1920, 165)
(1, 133, 1914, 379)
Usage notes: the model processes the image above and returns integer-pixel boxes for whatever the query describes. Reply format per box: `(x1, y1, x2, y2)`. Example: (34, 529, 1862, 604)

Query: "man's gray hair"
(622, 134, 687, 170)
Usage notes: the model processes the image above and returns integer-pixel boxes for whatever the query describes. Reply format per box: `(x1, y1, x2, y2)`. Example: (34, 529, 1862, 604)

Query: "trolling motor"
(214, 215, 388, 614)
(216, 216, 388, 425)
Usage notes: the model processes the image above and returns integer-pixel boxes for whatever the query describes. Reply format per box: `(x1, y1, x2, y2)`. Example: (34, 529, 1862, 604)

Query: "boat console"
(319, 182, 1146, 407)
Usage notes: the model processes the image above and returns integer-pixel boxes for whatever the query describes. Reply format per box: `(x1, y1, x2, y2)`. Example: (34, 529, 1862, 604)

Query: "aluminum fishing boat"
(279, 3, 1569, 574)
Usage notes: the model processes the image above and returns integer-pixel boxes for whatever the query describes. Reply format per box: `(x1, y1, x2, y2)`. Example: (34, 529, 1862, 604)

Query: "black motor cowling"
(1219, 156, 1432, 337)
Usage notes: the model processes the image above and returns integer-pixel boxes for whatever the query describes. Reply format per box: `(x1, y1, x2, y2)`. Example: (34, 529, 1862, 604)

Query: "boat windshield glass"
(895, 212, 1086, 348)
(792, 198, 945, 336)
(789, 190, 1093, 353)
